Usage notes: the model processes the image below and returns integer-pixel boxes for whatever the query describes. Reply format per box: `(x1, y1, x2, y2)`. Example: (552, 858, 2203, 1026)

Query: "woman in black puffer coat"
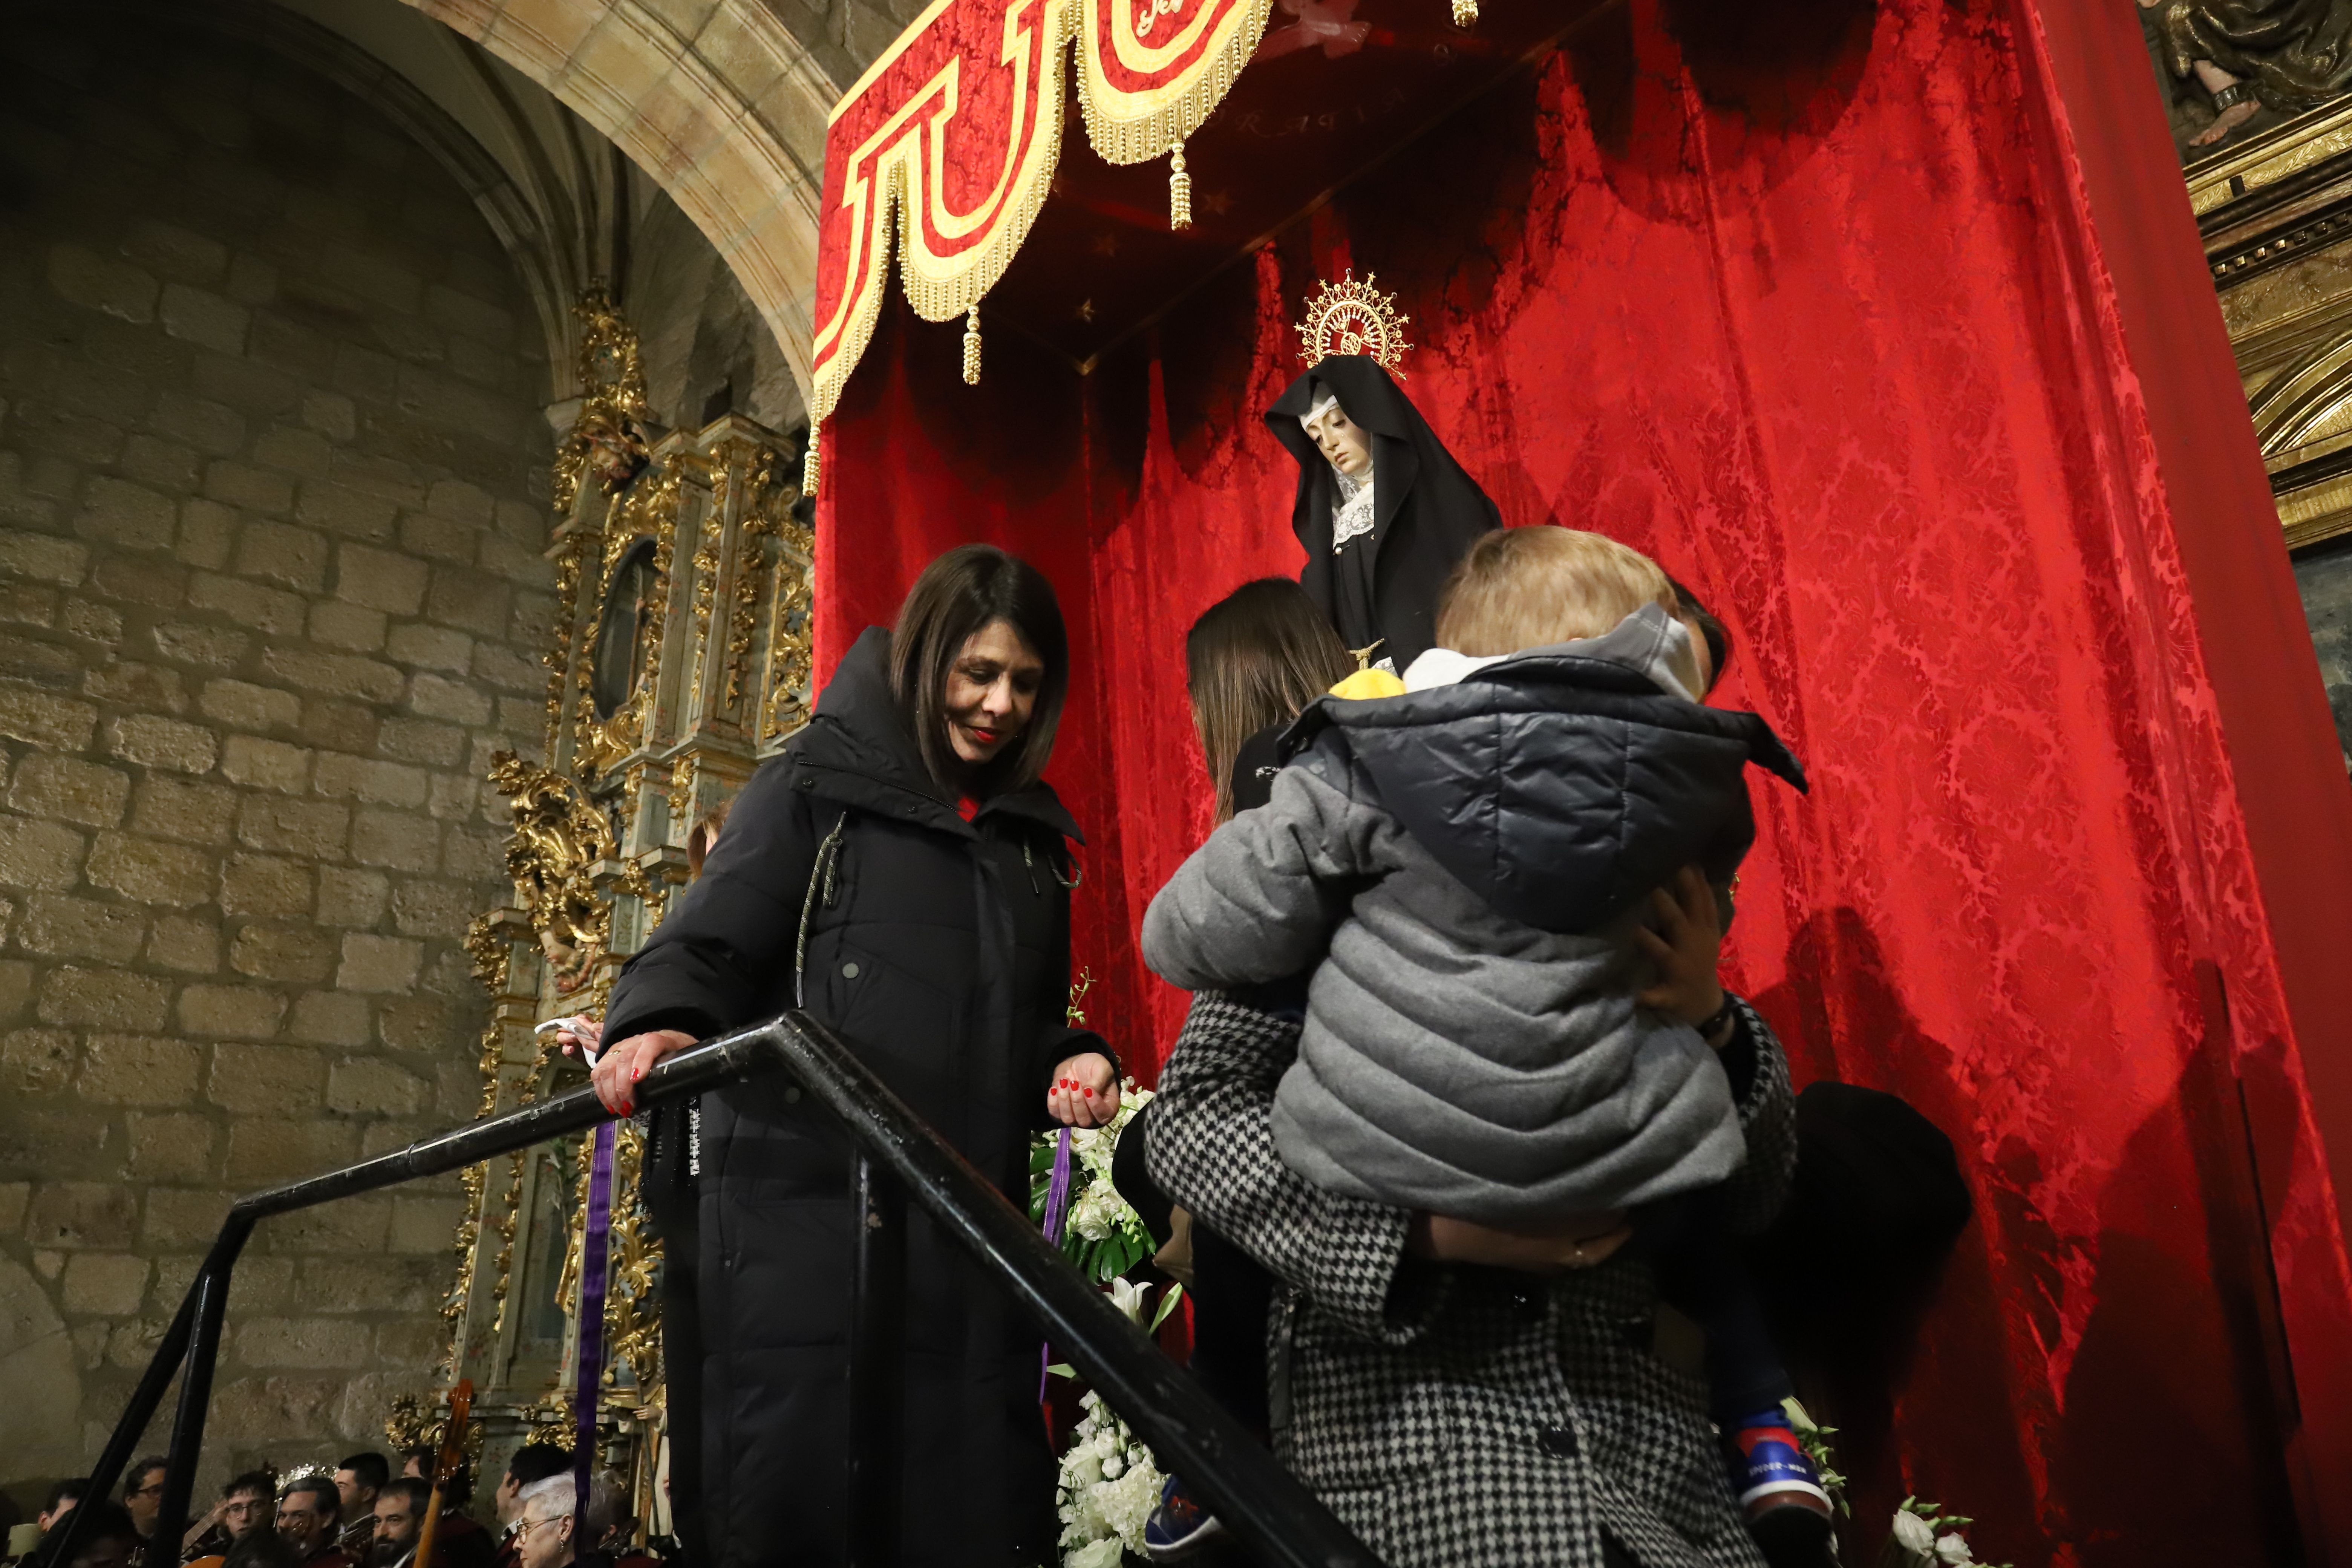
(591, 545, 1122, 1568)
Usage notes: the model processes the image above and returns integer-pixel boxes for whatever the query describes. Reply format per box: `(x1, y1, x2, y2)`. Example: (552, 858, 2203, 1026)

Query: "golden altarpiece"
(390, 291, 815, 1534)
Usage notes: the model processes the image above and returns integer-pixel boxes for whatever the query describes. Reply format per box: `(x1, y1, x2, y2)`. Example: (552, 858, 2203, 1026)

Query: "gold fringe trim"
(809, 0, 1272, 424)
(1074, 0, 1273, 165)
(802, 423, 821, 498)
(963, 302, 983, 384)
(1170, 141, 1193, 230)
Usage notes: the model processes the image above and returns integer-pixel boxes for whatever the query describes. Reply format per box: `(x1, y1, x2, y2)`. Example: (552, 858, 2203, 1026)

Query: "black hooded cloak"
(1268, 355, 1502, 672)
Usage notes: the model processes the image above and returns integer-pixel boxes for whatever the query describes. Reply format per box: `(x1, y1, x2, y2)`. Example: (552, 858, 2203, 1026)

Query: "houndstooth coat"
(1147, 990, 1799, 1568)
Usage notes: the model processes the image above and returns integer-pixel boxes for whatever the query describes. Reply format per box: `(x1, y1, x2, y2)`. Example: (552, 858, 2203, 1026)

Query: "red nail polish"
(1083, 1087, 1094, 1098)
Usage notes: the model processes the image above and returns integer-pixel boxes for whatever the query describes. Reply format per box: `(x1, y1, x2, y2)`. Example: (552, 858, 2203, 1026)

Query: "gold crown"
(1296, 270, 1413, 377)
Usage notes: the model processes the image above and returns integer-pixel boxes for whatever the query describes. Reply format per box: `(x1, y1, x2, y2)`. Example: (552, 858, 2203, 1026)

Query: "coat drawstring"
(794, 809, 850, 1008)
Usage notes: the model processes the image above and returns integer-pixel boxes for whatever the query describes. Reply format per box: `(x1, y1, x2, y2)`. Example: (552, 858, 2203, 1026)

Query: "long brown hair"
(889, 544, 1070, 795)
(1185, 579, 1352, 821)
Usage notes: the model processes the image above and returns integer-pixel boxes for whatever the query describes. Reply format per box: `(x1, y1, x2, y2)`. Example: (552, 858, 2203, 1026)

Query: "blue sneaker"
(1142, 1474, 1228, 1562)
(1726, 1412, 1834, 1567)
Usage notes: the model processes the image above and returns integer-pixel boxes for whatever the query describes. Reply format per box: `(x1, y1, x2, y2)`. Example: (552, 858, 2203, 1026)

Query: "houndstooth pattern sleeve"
(1147, 989, 1449, 1345)
(1718, 994, 1797, 1237)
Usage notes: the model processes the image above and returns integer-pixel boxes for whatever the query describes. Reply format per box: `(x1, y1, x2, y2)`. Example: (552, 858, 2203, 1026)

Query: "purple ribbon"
(1037, 1126, 1074, 1401)
(574, 1120, 616, 1540)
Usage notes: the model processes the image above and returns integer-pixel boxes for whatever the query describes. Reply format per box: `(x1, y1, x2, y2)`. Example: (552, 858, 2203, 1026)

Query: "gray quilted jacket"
(1147, 989, 1798, 1568)
(1141, 608, 1806, 1224)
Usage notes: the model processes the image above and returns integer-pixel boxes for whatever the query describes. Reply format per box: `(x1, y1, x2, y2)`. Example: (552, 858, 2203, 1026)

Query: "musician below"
(371, 1479, 489, 1568)
(274, 1479, 348, 1568)
(332, 1457, 387, 1568)
(177, 1472, 274, 1566)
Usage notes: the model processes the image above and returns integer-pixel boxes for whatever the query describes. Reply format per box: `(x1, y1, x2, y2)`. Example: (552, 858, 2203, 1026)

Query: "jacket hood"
(1284, 609, 1805, 934)
(798, 626, 1082, 843)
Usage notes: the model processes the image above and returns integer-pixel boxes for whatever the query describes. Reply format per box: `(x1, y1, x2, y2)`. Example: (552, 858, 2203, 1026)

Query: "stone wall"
(0, 13, 553, 1500)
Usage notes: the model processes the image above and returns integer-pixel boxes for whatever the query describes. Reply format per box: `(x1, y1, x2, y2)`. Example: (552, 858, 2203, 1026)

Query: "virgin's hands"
(1634, 864, 1726, 1029)
(1047, 1051, 1120, 1129)
(1408, 1211, 1633, 1274)
(591, 1029, 697, 1115)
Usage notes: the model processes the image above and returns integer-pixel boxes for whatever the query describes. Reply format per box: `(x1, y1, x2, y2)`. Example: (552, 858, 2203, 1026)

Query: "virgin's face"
(1302, 404, 1372, 477)
(943, 619, 1045, 771)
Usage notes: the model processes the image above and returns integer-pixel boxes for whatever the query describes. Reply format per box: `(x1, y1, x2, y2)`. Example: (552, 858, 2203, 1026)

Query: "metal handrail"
(50, 1012, 1383, 1568)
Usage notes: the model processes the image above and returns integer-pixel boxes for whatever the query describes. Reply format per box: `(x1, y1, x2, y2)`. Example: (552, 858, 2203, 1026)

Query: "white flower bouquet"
(1029, 1080, 1159, 1283)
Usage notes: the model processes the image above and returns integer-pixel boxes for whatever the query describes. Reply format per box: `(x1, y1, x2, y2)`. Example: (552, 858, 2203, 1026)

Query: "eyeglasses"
(514, 1519, 567, 1543)
(128, 1484, 165, 1500)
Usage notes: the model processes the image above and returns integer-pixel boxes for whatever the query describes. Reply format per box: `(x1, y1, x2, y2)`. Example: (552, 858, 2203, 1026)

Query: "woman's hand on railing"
(1407, 1211, 1634, 1273)
(1046, 1051, 1121, 1129)
(592, 1029, 699, 1115)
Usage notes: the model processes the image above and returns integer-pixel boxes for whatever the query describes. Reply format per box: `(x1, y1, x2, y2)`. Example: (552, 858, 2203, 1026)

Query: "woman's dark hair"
(1185, 579, 1352, 822)
(1666, 576, 1732, 694)
(220, 1527, 302, 1568)
(888, 544, 1070, 796)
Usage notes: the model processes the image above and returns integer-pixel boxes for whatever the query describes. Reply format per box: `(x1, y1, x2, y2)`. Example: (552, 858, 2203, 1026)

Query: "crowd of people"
(10, 1447, 657, 1568)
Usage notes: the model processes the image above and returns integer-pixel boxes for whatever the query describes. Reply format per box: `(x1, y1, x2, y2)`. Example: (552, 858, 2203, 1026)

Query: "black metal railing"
(49, 1012, 1381, 1568)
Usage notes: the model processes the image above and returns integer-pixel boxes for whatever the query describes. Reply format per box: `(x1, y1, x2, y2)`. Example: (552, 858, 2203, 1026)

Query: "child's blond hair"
(1434, 526, 1677, 656)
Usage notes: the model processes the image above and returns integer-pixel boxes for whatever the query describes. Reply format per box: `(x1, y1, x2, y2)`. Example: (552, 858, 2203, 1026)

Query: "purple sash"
(573, 1120, 616, 1537)
(1037, 1126, 1074, 1400)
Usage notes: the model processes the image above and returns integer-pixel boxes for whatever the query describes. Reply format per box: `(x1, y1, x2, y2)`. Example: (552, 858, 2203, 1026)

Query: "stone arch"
(397, 0, 841, 404)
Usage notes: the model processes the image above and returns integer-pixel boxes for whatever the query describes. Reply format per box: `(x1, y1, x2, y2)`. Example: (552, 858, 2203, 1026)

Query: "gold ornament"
(1451, 0, 1478, 23)
(1296, 270, 1413, 376)
(963, 303, 983, 385)
(802, 423, 821, 497)
(1169, 142, 1193, 231)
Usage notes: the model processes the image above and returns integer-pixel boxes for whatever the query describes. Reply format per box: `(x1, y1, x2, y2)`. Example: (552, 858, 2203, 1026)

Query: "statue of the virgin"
(1267, 354, 1502, 674)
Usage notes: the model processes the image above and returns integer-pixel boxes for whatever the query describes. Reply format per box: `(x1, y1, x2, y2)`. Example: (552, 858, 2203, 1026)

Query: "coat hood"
(1283, 607, 1805, 934)
(798, 626, 1082, 843)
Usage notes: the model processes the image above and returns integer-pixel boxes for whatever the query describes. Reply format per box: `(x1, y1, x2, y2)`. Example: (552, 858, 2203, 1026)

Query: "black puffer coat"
(601, 626, 1108, 1568)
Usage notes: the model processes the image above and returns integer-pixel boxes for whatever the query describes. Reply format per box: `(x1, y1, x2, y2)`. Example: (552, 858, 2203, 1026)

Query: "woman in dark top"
(590, 545, 1120, 1568)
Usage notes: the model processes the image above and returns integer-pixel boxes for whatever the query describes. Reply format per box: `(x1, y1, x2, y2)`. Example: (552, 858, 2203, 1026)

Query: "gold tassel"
(962, 303, 982, 386)
(1451, 0, 1477, 23)
(1170, 142, 1193, 231)
(801, 424, 820, 496)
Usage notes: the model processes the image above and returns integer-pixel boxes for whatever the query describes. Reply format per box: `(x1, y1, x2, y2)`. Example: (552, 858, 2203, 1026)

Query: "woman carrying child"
(1143, 529, 1818, 1567)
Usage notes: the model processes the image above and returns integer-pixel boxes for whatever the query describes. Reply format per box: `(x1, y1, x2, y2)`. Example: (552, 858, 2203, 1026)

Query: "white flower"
(1106, 1277, 1150, 1323)
(1068, 1185, 1116, 1242)
(1063, 1533, 1125, 1568)
(1934, 1533, 1975, 1565)
(1891, 1511, 1938, 1556)
(1096, 1458, 1164, 1548)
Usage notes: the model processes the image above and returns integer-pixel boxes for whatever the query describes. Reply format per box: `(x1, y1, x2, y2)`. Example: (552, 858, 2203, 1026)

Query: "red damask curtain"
(814, 0, 2352, 1554)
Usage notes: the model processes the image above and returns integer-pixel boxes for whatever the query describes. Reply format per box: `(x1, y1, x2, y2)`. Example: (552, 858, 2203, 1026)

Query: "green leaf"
(1046, 1363, 1076, 1380)
(1148, 1284, 1186, 1333)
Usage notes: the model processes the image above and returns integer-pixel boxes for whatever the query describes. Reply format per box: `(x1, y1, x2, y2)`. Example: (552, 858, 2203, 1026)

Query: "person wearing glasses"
(273, 1480, 346, 1568)
(507, 1478, 611, 1568)
(180, 1472, 276, 1566)
(121, 1461, 167, 1555)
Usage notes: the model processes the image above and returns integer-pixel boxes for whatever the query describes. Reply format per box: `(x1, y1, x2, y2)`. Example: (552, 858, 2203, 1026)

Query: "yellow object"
(1329, 668, 1406, 701)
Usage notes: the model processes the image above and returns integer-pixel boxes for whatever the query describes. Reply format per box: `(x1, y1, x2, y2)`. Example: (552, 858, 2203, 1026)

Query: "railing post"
(846, 1151, 905, 1568)
(155, 1229, 247, 1558)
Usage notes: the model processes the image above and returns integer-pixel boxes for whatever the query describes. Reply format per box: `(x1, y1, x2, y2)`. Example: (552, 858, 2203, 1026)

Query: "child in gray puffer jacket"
(1142, 526, 1825, 1559)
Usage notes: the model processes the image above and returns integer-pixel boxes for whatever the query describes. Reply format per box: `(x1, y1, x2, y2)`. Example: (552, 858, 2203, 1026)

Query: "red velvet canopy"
(809, 0, 2352, 1557)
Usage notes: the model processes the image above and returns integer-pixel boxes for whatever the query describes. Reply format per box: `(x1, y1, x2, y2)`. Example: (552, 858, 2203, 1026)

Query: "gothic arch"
(397, 0, 839, 403)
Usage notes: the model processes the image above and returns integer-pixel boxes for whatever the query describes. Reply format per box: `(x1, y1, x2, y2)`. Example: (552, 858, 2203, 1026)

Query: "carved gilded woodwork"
(420, 290, 816, 1534)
